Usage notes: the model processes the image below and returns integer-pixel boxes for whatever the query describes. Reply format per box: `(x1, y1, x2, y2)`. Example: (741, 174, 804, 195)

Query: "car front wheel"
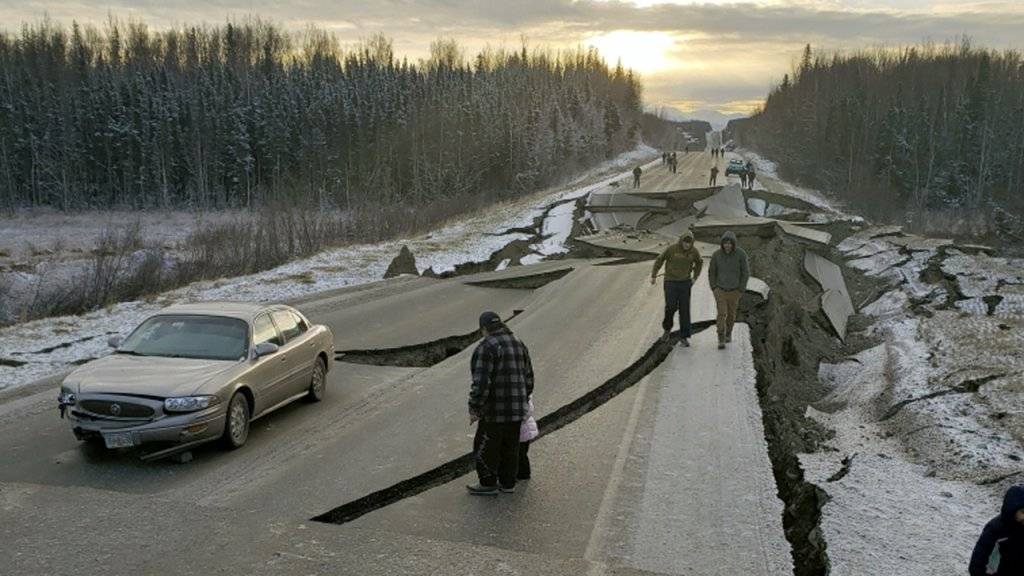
(221, 392, 250, 449)
(306, 357, 327, 403)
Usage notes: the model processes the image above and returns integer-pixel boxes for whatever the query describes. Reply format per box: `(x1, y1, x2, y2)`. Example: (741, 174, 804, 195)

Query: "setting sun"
(584, 30, 676, 75)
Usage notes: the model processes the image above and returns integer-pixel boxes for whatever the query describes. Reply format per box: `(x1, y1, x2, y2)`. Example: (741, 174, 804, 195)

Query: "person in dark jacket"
(708, 230, 749, 349)
(709, 165, 719, 186)
(651, 231, 703, 347)
(970, 485, 1024, 575)
(467, 311, 535, 495)
(632, 165, 642, 188)
(746, 164, 756, 190)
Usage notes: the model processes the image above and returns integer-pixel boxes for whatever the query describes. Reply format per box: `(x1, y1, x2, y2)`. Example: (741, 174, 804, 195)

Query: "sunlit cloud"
(584, 30, 675, 74)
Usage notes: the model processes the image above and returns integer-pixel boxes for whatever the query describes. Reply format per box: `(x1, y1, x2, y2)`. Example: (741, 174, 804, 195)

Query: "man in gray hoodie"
(707, 230, 749, 349)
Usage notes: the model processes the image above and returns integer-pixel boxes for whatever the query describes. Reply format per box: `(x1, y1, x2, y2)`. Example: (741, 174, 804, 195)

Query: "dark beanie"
(479, 311, 503, 329)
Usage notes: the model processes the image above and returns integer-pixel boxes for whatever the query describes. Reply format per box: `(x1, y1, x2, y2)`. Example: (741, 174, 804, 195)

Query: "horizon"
(3, 1, 1023, 117)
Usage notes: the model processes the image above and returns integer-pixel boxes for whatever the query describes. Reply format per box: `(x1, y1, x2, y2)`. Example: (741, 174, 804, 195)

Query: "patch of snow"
(847, 250, 908, 277)
(802, 340, 1004, 576)
(862, 290, 910, 317)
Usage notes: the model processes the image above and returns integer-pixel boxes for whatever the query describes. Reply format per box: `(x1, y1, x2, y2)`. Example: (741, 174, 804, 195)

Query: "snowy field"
(0, 145, 657, 391)
(803, 224, 1022, 574)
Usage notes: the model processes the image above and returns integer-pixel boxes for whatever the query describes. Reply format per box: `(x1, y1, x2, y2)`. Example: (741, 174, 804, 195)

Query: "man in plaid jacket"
(467, 311, 534, 495)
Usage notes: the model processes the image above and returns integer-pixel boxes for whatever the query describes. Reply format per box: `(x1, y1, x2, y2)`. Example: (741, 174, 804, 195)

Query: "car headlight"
(164, 396, 220, 413)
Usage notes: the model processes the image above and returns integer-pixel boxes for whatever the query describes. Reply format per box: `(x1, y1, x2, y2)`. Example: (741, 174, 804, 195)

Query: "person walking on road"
(740, 169, 748, 189)
(632, 165, 642, 188)
(709, 165, 719, 186)
(670, 154, 678, 174)
(746, 164, 756, 190)
(708, 231, 749, 349)
(970, 485, 1024, 576)
(467, 311, 535, 495)
(651, 231, 703, 347)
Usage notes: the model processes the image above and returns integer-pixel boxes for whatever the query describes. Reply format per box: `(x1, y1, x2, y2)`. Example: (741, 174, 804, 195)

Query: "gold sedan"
(58, 302, 335, 460)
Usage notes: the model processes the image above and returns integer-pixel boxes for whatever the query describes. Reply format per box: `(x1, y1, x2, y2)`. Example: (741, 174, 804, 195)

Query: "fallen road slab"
(804, 251, 856, 340)
(694, 184, 748, 219)
(777, 221, 832, 245)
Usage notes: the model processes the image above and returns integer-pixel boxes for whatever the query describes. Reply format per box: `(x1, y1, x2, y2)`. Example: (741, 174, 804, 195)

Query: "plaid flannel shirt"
(468, 327, 534, 423)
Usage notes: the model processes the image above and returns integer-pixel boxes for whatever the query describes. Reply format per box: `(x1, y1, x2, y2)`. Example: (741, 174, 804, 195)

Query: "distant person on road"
(969, 485, 1024, 576)
(651, 231, 703, 347)
(708, 231, 749, 349)
(662, 152, 667, 166)
(467, 311, 535, 496)
(670, 154, 678, 174)
(632, 165, 642, 188)
(740, 169, 748, 189)
(709, 165, 719, 186)
(746, 164, 756, 190)
(518, 395, 539, 480)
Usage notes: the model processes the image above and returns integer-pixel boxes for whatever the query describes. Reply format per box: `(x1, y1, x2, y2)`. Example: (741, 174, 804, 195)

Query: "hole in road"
(337, 311, 524, 368)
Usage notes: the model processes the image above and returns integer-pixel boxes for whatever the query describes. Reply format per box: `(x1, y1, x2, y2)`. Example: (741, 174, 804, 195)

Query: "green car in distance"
(725, 159, 747, 177)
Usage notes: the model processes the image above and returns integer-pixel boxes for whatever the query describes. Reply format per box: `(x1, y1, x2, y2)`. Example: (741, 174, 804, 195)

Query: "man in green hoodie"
(708, 230, 749, 349)
(651, 231, 703, 347)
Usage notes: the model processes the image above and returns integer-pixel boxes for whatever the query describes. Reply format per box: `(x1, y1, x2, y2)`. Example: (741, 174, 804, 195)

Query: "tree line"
(727, 42, 1024, 236)
(0, 18, 643, 212)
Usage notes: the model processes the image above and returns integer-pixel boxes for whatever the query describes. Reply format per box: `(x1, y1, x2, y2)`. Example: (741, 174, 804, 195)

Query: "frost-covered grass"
(0, 145, 656, 392)
(807, 223, 1024, 574)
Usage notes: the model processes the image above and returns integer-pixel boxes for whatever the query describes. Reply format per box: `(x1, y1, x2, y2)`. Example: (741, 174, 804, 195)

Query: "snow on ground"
(0, 145, 657, 392)
(735, 149, 846, 214)
(805, 220, 1024, 574)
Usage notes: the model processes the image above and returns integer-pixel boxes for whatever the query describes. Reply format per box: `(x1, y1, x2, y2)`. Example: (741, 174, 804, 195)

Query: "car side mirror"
(254, 342, 279, 358)
(108, 336, 124, 349)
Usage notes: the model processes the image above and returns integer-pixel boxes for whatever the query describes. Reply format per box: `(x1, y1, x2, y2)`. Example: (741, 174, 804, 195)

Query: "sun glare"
(584, 30, 676, 75)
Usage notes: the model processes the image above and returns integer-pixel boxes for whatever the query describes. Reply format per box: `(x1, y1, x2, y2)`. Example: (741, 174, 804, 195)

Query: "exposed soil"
(738, 233, 887, 576)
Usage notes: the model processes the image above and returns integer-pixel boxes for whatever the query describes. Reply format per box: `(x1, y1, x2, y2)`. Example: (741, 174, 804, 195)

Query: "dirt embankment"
(737, 227, 889, 576)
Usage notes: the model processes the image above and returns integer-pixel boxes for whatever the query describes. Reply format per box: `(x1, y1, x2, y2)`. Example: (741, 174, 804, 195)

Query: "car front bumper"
(68, 400, 226, 454)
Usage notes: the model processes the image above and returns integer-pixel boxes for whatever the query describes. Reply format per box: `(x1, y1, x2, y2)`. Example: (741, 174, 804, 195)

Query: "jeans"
(662, 279, 693, 337)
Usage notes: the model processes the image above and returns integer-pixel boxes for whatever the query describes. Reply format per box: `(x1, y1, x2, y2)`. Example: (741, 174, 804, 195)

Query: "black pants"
(633, 175, 641, 188)
(518, 442, 531, 479)
(474, 421, 521, 488)
(709, 173, 717, 185)
(663, 279, 693, 337)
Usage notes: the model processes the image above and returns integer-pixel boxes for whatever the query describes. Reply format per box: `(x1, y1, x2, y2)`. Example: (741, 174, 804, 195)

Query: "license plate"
(103, 432, 135, 449)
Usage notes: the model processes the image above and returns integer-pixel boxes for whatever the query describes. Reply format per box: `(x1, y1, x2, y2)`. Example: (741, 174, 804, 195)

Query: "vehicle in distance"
(58, 302, 334, 460)
(725, 159, 747, 176)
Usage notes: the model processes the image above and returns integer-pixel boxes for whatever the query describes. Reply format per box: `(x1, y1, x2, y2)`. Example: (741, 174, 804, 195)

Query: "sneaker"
(661, 330, 671, 343)
(680, 338, 690, 347)
(499, 485, 516, 494)
(717, 342, 725, 350)
(466, 484, 499, 496)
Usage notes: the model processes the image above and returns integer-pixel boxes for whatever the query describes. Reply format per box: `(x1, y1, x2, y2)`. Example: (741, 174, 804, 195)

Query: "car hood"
(65, 354, 241, 398)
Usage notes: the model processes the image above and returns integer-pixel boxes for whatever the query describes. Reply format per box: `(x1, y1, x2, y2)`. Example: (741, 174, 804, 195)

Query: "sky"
(3, 1, 1024, 118)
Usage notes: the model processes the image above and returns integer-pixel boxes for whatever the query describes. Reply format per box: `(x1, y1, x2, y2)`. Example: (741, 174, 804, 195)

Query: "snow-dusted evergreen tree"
(0, 18, 641, 211)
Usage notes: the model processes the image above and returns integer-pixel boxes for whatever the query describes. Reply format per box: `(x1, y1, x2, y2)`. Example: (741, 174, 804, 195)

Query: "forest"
(0, 18, 643, 213)
(727, 42, 1024, 239)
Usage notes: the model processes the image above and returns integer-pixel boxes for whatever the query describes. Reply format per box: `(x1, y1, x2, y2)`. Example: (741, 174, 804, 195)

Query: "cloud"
(4, 1, 1024, 112)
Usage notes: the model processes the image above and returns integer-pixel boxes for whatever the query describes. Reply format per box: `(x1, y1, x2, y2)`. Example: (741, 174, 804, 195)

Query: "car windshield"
(729, 160, 744, 166)
(119, 315, 248, 361)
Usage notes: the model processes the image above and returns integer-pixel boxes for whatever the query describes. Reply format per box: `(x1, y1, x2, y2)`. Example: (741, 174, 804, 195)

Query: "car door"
(250, 312, 290, 413)
(270, 309, 315, 396)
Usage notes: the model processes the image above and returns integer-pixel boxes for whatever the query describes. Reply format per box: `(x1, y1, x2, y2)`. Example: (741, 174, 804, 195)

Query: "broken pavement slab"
(803, 251, 856, 340)
(693, 184, 748, 219)
(776, 221, 832, 245)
